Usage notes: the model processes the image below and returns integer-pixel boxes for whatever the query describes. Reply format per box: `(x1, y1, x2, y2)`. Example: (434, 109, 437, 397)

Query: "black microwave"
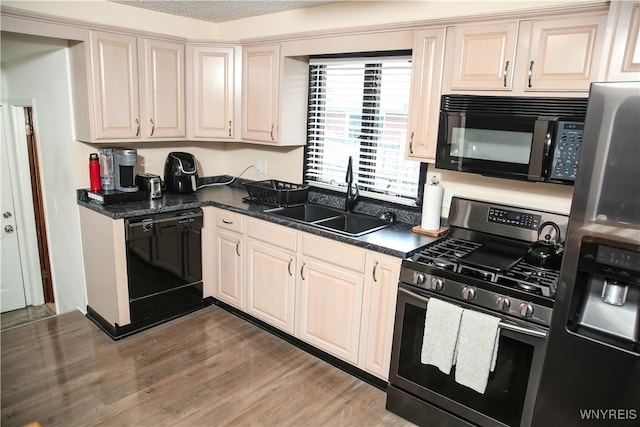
(435, 95, 588, 184)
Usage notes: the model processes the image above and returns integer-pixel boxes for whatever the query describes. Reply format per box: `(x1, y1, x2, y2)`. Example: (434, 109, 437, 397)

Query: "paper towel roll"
(421, 183, 444, 231)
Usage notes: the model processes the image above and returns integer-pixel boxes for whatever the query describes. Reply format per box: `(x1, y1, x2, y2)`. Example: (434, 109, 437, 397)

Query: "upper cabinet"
(187, 45, 239, 140)
(241, 44, 308, 146)
(71, 31, 185, 142)
(443, 12, 607, 95)
(139, 38, 185, 139)
(242, 44, 280, 143)
(525, 15, 606, 92)
(446, 21, 519, 91)
(406, 28, 446, 162)
(605, 0, 640, 82)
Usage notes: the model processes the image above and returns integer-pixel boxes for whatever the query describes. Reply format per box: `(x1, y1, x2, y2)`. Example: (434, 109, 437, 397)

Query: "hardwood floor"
(1, 306, 414, 426)
(0, 304, 56, 331)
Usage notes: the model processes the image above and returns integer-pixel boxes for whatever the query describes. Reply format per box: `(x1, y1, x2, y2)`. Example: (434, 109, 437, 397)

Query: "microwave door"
(528, 117, 557, 182)
(436, 112, 463, 170)
(438, 112, 537, 180)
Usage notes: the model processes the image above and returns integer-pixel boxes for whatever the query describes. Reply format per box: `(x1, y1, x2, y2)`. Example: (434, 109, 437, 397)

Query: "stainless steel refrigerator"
(532, 82, 640, 426)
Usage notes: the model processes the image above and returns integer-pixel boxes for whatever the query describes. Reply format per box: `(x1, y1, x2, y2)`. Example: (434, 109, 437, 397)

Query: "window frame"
(303, 51, 427, 208)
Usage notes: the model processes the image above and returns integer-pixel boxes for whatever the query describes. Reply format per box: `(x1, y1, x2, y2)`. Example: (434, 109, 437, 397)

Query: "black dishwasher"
(125, 208, 208, 325)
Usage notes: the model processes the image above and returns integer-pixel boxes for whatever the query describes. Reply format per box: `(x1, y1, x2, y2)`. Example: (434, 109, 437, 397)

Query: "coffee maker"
(532, 82, 640, 426)
(114, 148, 139, 192)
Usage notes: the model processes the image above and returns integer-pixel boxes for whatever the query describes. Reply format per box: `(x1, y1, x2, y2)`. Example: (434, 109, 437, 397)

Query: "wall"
(215, 0, 605, 40)
(1, 32, 86, 313)
(74, 142, 302, 188)
(2, 0, 216, 39)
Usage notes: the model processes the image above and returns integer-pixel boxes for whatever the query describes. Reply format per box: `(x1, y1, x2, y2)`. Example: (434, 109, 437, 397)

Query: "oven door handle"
(398, 287, 548, 339)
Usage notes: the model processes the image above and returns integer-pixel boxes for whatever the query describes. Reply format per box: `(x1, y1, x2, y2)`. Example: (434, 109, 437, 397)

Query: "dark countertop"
(77, 184, 441, 258)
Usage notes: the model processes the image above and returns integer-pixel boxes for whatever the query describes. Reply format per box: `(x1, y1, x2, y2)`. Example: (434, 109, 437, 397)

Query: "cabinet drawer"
(302, 234, 366, 273)
(215, 210, 244, 233)
(247, 218, 297, 252)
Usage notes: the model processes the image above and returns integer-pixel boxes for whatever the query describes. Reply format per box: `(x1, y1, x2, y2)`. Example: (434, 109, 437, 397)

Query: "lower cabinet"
(298, 258, 365, 365)
(207, 211, 401, 380)
(246, 218, 298, 334)
(213, 209, 244, 309)
(360, 253, 401, 379)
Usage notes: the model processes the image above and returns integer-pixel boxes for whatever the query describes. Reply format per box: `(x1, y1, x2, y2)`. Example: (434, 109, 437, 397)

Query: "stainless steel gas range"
(386, 197, 568, 427)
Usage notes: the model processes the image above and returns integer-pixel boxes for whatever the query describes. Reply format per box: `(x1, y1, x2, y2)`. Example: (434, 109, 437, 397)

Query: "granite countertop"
(77, 182, 441, 258)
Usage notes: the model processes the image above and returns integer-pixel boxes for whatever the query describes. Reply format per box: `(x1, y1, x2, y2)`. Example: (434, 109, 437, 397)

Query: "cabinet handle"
(150, 118, 155, 136)
(228, 120, 232, 137)
(528, 61, 534, 88)
(135, 118, 140, 137)
(409, 132, 414, 154)
(300, 263, 306, 280)
(222, 219, 233, 224)
(270, 124, 275, 142)
(503, 61, 510, 88)
(373, 261, 379, 282)
(288, 258, 293, 276)
(235, 241, 241, 257)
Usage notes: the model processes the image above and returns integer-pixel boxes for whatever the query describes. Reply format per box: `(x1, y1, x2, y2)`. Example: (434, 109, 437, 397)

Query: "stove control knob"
(413, 272, 426, 286)
(519, 303, 534, 318)
(496, 297, 511, 311)
(462, 286, 476, 300)
(430, 277, 444, 291)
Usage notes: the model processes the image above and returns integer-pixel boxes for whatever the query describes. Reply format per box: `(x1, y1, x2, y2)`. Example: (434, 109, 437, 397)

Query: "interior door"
(1, 106, 27, 312)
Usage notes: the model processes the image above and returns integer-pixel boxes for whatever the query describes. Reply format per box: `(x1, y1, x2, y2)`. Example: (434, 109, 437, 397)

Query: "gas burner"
(495, 260, 560, 297)
(516, 281, 544, 295)
(432, 257, 457, 270)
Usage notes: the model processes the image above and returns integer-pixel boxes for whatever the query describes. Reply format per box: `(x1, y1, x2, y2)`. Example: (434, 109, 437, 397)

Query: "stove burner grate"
(410, 237, 560, 298)
(412, 237, 482, 266)
(495, 261, 560, 297)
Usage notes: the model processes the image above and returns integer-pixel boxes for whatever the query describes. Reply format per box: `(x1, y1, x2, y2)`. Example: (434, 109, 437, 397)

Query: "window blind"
(306, 56, 421, 205)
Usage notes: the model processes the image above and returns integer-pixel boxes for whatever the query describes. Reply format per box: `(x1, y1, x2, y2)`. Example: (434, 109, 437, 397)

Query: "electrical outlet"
(443, 188, 455, 207)
(256, 160, 267, 175)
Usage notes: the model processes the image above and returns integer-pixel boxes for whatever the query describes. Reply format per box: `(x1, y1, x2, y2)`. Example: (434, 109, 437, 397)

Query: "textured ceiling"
(109, 1, 341, 23)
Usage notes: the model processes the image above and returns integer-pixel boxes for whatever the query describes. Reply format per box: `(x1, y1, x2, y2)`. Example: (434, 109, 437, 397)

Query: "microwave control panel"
(550, 121, 584, 181)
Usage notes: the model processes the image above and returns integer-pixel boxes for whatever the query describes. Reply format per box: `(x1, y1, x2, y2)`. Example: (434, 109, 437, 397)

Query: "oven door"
(435, 111, 556, 183)
(388, 284, 548, 427)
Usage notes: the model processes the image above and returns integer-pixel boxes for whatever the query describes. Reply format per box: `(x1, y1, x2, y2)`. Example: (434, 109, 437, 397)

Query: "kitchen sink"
(266, 204, 392, 237)
(265, 204, 343, 222)
(314, 213, 392, 237)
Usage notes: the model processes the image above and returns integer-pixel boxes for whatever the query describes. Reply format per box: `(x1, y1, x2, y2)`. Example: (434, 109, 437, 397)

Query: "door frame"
(1, 101, 46, 307)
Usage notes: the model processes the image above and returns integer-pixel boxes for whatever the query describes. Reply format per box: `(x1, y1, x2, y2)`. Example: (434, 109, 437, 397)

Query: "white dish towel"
(420, 298, 463, 375)
(454, 309, 501, 394)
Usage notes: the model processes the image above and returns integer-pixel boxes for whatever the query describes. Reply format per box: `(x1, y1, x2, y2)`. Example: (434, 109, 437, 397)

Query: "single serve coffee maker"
(114, 148, 139, 192)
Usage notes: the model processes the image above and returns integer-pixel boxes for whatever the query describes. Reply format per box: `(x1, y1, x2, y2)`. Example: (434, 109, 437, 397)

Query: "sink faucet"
(345, 156, 359, 212)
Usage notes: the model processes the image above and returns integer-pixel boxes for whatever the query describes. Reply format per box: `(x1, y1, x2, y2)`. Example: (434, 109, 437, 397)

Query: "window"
(305, 54, 423, 206)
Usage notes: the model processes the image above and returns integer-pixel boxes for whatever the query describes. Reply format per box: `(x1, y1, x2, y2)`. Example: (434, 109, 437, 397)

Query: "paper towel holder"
(413, 175, 448, 237)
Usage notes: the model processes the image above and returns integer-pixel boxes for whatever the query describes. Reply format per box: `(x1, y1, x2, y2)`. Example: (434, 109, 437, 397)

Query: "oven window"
(450, 127, 533, 164)
(397, 303, 534, 427)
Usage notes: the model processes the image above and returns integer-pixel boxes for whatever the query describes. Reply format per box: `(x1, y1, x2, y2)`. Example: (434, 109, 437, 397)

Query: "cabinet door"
(89, 31, 140, 139)
(606, 1, 640, 82)
(191, 46, 235, 139)
(242, 44, 280, 143)
(141, 38, 185, 138)
(406, 28, 445, 162)
(361, 254, 400, 380)
(214, 229, 243, 309)
(447, 22, 519, 91)
(298, 259, 364, 364)
(247, 240, 296, 334)
(526, 15, 606, 92)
